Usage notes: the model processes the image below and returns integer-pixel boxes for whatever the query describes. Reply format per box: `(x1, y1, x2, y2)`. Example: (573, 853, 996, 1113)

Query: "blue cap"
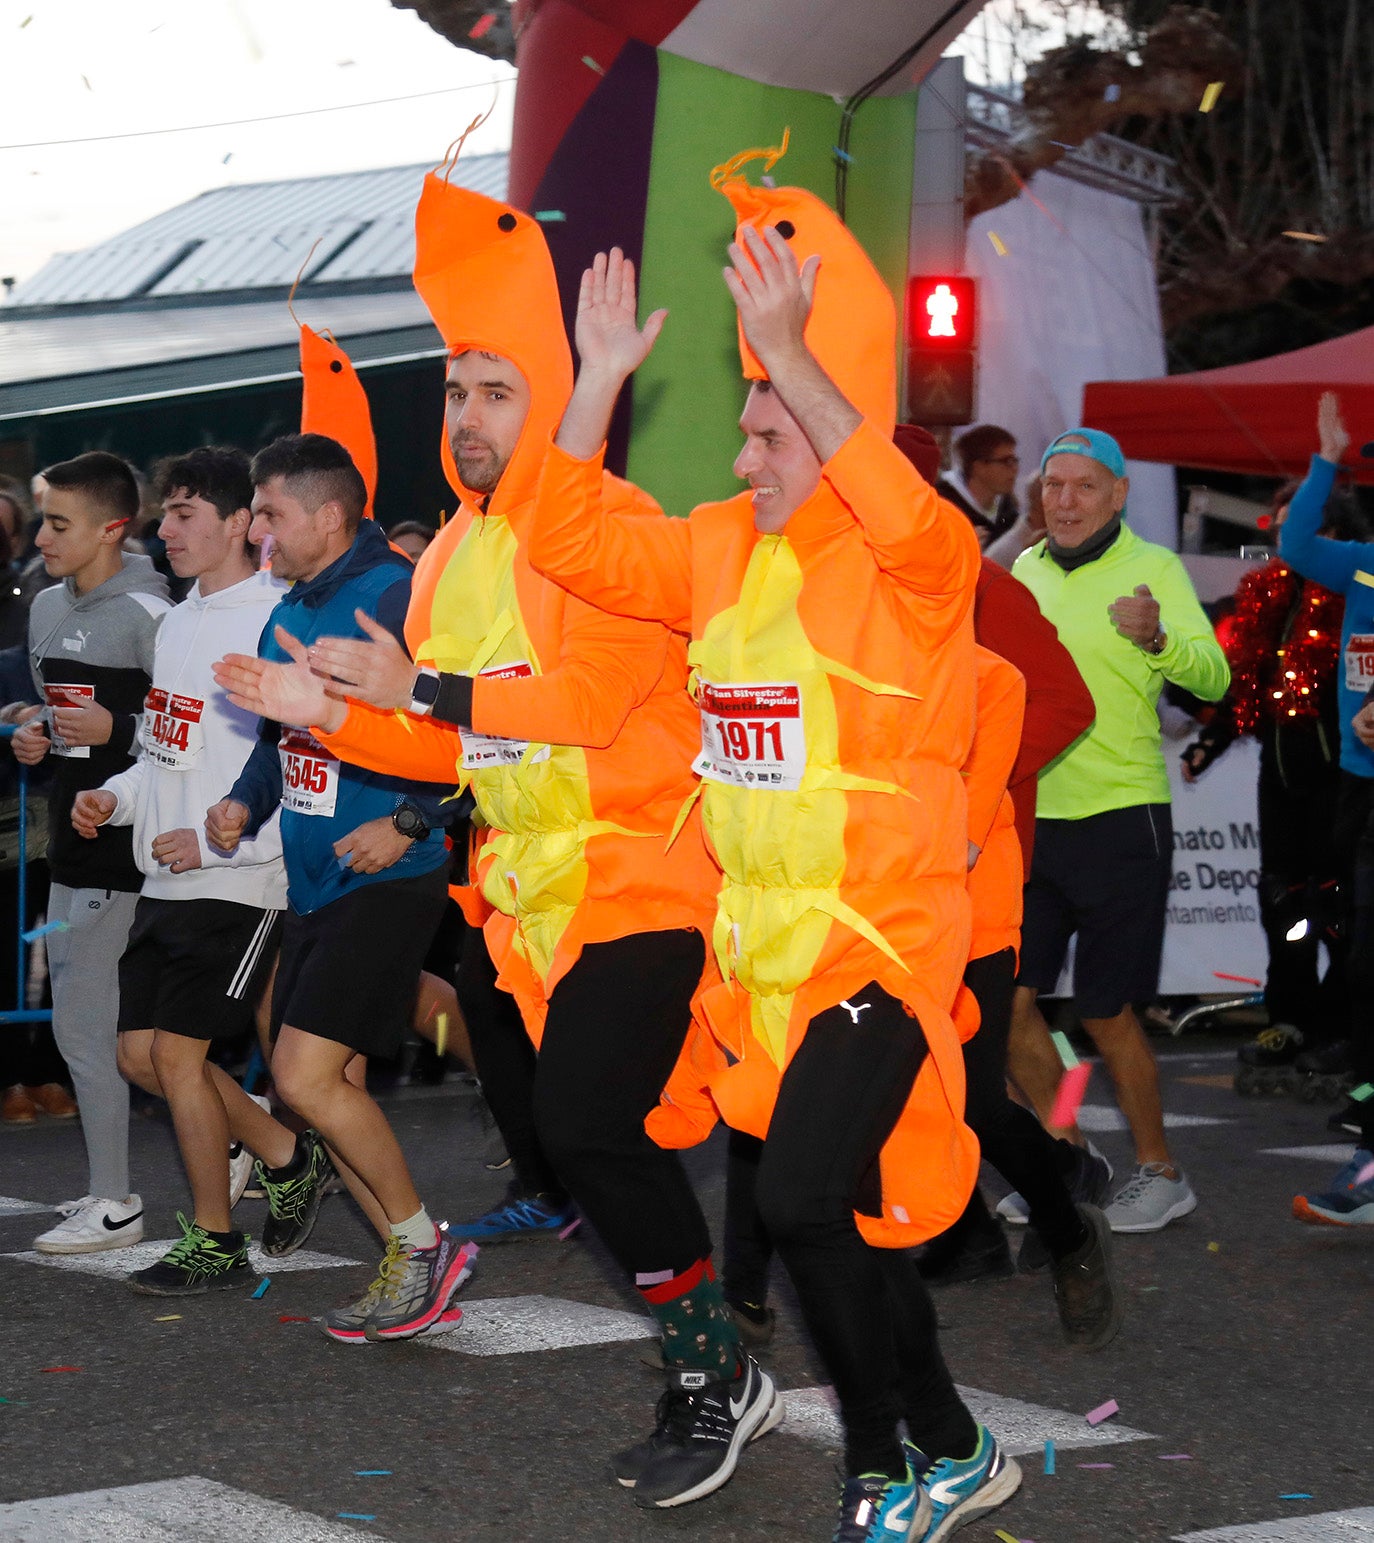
(1040, 427, 1127, 479)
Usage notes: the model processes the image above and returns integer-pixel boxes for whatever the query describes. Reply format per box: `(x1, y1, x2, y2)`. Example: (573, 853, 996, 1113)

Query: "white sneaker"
(34, 1194, 144, 1254)
(229, 1094, 273, 1208)
(1103, 1164, 1198, 1234)
(996, 1191, 1030, 1225)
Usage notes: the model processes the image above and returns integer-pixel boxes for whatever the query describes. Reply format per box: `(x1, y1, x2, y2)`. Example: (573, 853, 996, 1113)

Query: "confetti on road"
(1079, 1462, 1115, 1470)
(1160, 1454, 1195, 1461)
(995, 1532, 1021, 1542)
(468, 12, 497, 38)
(988, 231, 1009, 257)
(581, 55, 605, 74)
(1085, 1399, 1119, 1427)
(1050, 1063, 1092, 1127)
(278, 1315, 311, 1323)
(153, 1315, 181, 1322)
(353, 1471, 391, 1477)
(1044, 1440, 1055, 1475)
(20, 920, 68, 944)
(40, 1366, 81, 1373)
(1199, 81, 1224, 112)
(1279, 1493, 1313, 1500)
(1208, 1242, 1221, 1253)
(337, 1516, 377, 1523)
(252, 1278, 271, 1300)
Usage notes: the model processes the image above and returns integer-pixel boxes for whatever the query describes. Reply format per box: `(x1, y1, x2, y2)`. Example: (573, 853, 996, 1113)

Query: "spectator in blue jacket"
(1278, 391, 1374, 1227)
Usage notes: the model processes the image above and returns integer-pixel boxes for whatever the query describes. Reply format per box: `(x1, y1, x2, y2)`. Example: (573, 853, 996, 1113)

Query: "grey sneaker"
(322, 1239, 402, 1345)
(1104, 1162, 1197, 1233)
(363, 1228, 478, 1342)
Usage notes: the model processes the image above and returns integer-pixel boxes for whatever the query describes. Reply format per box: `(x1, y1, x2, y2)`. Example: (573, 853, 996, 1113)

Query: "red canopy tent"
(1082, 325, 1374, 485)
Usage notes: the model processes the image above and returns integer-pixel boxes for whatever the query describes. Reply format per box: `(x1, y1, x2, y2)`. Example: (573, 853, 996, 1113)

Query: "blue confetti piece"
(1104, 82, 1121, 102)
(251, 1277, 271, 1300)
(354, 1470, 392, 1476)
(534, 210, 566, 222)
(1044, 1439, 1055, 1475)
(337, 1517, 377, 1523)
(21, 920, 68, 945)
(1280, 1494, 1313, 1500)
(832, 145, 852, 163)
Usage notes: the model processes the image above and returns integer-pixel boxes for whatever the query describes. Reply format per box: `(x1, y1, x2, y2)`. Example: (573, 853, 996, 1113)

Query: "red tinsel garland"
(1225, 559, 1341, 735)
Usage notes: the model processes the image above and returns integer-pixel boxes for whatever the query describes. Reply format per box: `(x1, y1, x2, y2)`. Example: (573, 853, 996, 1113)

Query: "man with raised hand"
(522, 185, 1020, 1539)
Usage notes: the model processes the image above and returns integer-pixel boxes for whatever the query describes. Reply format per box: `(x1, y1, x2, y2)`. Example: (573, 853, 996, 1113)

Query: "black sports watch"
(391, 798, 432, 842)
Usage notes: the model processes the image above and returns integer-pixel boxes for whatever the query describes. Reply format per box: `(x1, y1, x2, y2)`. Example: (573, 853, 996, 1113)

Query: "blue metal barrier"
(0, 722, 54, 1027)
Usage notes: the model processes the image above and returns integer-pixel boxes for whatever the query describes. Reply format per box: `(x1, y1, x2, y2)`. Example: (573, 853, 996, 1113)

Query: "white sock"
(390, 1205, 437, 1250)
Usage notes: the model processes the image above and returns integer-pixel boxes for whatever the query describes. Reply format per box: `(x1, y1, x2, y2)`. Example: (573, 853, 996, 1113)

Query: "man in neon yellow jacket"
(1008, 427, 1230, 1235)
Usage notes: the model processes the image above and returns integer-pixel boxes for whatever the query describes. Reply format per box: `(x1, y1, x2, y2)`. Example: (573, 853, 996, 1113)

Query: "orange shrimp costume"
(310, 157, 722, 1142)
(529, 154, 984, 1248)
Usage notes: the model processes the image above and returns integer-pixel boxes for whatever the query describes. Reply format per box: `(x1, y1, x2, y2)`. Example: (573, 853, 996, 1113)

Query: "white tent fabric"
(965, 171, 1177, 548)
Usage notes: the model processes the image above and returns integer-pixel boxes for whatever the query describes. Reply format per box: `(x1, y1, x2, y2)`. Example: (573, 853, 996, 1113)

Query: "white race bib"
(43, 682, 94, 759)
(458, 661, 551, 770)
(141, 688, 206, 770)
(1345, 634, 1374, 694)
(693, 681, 806, 791)
(279, 727, 340, 816)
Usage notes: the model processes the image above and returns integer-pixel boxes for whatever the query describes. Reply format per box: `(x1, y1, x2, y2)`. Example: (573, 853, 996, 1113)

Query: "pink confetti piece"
(1078, 1462, 1115, 1470)
(467, 11, 497, 38)
(1085, 1398, 1119, 1426)
(1050, 1062, 1091, 1127)
(1159, 1454, 1194, 1461)
(1214, 971, 1262, 986)
(558, 1216, 582, 1241)
(1355, 1159, 1374, 1186)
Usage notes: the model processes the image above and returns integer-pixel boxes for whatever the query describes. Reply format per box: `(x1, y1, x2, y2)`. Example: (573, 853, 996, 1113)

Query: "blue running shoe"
(833, 1446, 932, 1541)
(1294, 1147, 1374, 1227)
(915, 1426, 1021, 1541)
(451, 1190, 575, 1243)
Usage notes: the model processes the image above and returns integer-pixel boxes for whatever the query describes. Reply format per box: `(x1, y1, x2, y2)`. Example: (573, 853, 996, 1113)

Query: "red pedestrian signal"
(907, 276, 976, 350)
(906, 275, 977, 425)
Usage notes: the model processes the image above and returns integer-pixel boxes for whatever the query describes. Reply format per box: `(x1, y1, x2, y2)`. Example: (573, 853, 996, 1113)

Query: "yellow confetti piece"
(988, 231, 1008, 257)
(1207, 1241, 1220, 1252)
(1199, 80, 1224, 112)
(1283, 230, 1328, 243)
(436, 1013, 449, 1057)
(995, 1532, 1021, 1543)
(154, 1314, 182, 1321)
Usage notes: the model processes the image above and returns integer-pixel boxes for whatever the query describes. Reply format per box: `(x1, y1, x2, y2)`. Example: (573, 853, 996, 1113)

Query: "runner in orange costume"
(211, 148, 785, 1513)
(525, 146, 1022, 1538)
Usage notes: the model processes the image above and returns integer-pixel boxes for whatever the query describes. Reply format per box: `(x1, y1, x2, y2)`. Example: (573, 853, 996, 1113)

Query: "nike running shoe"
(833, 1446, 932, 1542)
(915, 1425, 1021, 1541)
(450, 1190, 575, 1243)
(1293, 1148, 1374, 1227)
(363, 1228, 478, 1342)
(126, 1213, 254, 1296)
(34, 1193, 143, 1254)
(616, 1355, 782, 1508)
(256, 1129, 332, 1256)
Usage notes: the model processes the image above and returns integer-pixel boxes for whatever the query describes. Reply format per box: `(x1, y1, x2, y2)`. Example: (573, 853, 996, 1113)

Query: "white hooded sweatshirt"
(101, 570, 288, 908)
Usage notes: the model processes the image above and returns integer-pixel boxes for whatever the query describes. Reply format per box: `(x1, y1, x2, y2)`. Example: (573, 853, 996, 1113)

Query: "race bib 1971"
(279, 726, 340, 817)
(142, 688, 205, 770)
(458, 661, 552, 770)
(693, 681, 806, 791)
(43, 682, 95, 759)
(1345, 634, 1374, 694)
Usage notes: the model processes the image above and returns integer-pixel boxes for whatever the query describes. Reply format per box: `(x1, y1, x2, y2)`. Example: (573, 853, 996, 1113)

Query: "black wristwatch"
(391, 798, 431, 842)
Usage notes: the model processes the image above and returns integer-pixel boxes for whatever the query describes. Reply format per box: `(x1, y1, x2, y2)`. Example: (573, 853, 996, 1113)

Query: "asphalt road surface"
(2, 1032, 1371, 1541)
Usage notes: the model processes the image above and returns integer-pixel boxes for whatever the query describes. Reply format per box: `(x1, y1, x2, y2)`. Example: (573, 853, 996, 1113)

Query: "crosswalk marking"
(1174, 1508, 1374, 1540)
(0, 1196, 53, 1217)
(1077, 1104, 1231, 1132)
(1261, 1145, 1356, 1163)
(419, 1293, 654, 1356)
(2, 1240, 359, 1279)
(0, 1476, 386, 1540)
(780, 1383, 1154, 1457)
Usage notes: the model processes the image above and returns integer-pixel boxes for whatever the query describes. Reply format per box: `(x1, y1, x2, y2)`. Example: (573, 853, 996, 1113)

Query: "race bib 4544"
(142, 688, 205, 770)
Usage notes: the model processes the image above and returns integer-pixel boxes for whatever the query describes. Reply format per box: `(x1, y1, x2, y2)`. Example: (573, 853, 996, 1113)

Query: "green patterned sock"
(638, 1258, 741, 1376)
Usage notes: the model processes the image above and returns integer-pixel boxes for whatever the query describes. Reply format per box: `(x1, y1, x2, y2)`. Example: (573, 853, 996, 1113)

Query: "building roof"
(10, 154, 508, 308)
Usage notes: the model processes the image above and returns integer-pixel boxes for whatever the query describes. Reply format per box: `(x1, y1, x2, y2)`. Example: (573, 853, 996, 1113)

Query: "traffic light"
(905, 275, 977, 426)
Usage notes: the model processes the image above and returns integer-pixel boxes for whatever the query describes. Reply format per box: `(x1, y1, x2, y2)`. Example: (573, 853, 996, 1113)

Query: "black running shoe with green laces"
(126, 1214, 253, 1296)
(256, 1129, 332, 1257)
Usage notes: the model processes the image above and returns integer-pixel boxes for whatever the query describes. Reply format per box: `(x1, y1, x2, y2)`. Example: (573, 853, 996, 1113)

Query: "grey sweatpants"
(46, 884, 139, 1199)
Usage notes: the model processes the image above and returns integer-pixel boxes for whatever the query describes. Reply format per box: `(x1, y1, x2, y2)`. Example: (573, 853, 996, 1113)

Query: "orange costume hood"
(298, 324, 379, 521)
(713, 139, 897, 436)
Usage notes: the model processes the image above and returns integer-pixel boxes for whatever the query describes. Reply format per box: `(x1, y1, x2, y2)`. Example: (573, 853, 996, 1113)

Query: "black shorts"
(272, 865, 449, 1058)
(1018, 803, 1172, 1019)
(117, 896, 282, 1040)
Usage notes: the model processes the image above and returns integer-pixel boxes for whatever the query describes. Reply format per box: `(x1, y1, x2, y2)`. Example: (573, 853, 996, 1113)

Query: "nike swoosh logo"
(728, 1377, 757, 1421)
(102, 1211, 142, 1232)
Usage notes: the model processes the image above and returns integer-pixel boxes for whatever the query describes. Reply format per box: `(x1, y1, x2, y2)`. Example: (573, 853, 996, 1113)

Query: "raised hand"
(1109, 584, 1163, 649)
(212, 625, 343, 732)
(307, 611, 417, 712)
(722, 224, 820, 370)
(574, 248, 668, 383)
(1318, 390, 1350, 465)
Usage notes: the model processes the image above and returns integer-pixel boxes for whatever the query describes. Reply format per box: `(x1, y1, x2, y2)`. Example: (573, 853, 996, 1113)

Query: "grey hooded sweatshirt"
(27, 552, 172, 890)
